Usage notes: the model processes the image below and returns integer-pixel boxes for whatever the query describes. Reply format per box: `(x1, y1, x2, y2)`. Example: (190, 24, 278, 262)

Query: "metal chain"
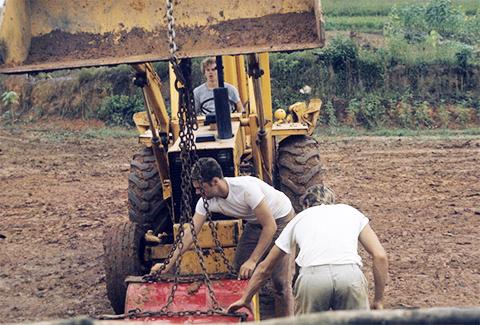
(97, 308, 248, 322)
(202, 196, 237, 275)
(142, 273, 237, 283)
(150, 0, 222, 314)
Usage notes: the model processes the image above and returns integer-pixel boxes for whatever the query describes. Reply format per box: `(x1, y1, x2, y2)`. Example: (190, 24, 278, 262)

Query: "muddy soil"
(0, 123, 479, 323)
(21, 12, 318, 69)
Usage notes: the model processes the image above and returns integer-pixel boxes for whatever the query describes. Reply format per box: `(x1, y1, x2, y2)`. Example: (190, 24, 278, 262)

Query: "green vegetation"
(97, 94, 144, 127)
(326, 16, 385, 32)
(79, 127, 137, 139)
(40, 127, 137, 142)
(315, 126, 480, 137)
(322, 0, 479, 32)
(1, 0, 478, 131)
(322, 0, 478, 16)
(1, 90, 19, 125)
(270, 0, 480, 130)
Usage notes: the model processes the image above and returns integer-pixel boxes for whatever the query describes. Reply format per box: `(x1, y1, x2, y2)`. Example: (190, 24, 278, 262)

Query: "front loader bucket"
(0, 0, 325, 74)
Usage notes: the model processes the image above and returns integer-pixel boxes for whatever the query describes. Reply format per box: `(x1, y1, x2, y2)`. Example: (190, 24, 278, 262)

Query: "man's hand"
(372, 300, 384, 310)
(239, 259, 257, 279)
(227, 298, 252, 314)
(150, 262, 170, 275)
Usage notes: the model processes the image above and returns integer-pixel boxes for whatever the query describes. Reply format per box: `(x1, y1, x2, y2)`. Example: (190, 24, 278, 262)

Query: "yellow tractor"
(0, 0, 325, 320)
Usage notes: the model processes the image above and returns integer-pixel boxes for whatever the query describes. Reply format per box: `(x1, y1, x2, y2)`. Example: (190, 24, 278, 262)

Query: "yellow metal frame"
(0, 0, 324, 73)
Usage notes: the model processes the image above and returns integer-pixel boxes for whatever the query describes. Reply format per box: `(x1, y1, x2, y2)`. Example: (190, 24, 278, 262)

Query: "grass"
(81, 127, 137, 139)
(36, 127, 137, 142)
(315, 126, 480, 138)
(326, 16, 385, 32)
(322, 0, 479, 17)
(322, 0, 479, 32)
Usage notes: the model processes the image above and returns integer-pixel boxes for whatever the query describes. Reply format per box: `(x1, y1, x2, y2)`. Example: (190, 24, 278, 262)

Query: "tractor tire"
(103, 221, 146, 314)
(277, 135, 324, 212)
(128, 147, 170, 230)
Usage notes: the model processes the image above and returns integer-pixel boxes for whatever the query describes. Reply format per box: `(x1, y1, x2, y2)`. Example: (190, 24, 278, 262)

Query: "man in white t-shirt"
(228, 185, 388, 314)
(151, 157, 295, 317)
(194, 57, 243, 115)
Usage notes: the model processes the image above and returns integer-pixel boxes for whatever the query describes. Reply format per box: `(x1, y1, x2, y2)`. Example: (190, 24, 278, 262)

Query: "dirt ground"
(0, 122, 479, 323)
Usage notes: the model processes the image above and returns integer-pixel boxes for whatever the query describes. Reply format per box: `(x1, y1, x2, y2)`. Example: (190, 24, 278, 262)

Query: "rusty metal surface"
(0, 0, 324, 73)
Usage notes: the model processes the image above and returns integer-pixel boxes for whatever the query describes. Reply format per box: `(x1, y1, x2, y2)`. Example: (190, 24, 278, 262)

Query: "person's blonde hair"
(200, 57, 216, 75)
(300, 185, 335, 209)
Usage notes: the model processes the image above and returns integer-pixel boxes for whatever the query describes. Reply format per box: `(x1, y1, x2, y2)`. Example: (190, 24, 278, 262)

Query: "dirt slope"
(0, 123, 479, 322)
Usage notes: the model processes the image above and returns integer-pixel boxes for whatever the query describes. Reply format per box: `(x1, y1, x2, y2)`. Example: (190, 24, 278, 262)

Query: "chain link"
(202, 196, 238, 275)
(98, 308, 248, 322)
(143, 0, 238, 316)
(144, 0, 226, 315)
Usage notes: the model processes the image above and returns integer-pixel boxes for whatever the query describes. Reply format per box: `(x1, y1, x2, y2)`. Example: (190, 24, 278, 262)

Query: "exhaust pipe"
(214, 56, 232, 139)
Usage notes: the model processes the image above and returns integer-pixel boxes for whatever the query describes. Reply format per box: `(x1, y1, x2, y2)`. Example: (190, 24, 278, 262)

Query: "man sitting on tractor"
(151, 157, 295, 317)
(194, 57, 243, 115)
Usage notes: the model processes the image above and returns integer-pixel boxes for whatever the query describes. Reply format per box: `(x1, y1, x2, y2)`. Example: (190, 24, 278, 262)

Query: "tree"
(1, 91, 19, 126)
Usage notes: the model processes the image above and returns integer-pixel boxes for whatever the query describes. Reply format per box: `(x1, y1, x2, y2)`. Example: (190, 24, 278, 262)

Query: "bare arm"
(359, 224, 388, 309)
(228, 246, 286, 312)
(239, 199, 277, 279)
(235, 100, 244, 113)
(151, 212, 207, 274)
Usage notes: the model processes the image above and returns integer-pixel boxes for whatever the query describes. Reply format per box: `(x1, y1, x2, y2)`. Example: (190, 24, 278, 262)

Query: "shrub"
(413, 101, 434, 128)
(346, 94, 385, 129)
(451, 106, 472, 125)
(97, 94, 144, 127)
(437, 104, 451, 127)
(324, 100, 337, 126)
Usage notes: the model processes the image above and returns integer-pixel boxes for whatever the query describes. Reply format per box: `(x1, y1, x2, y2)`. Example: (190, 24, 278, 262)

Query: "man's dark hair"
(191, 157, 223, 183)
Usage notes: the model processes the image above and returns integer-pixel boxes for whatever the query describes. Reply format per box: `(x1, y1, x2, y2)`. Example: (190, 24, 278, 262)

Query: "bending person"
(151, 157, 295, 317)
(228, 185, 388, 314)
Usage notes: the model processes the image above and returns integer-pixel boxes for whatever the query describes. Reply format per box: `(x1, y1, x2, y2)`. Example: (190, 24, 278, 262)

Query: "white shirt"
(195, 176, 292, 222)
(275, 204, 369, 267)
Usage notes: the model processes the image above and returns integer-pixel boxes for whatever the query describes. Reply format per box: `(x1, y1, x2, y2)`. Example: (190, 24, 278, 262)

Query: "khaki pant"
(294, 264, 369, 314)
(234, 210, 295, 317)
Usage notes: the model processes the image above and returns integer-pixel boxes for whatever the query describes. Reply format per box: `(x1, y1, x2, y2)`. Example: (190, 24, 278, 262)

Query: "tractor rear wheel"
(103, 221, 146, 314)
(276, 135, 324, 212)
(128, 147, 170, 231)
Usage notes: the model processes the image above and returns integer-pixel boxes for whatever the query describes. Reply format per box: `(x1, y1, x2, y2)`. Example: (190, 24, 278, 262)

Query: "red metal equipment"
(124, 279, 255, 323)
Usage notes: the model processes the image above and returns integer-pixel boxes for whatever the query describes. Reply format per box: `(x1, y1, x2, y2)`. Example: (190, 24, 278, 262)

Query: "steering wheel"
(199, 98, 237, 115)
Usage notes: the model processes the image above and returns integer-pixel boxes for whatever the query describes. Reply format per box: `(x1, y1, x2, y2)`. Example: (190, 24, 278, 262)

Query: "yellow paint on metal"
(169, 63, 180, 121)
(178, 247, 236, 275)
(145, 244, 172, 260)
(259, 53, 273, 122)
(132, 63, 170, 134)
(233, 123, 246, 176)
(247, 77, 257, 115)
(0, 0, 30, 64)
(248, 114, 263, 180)
(288, 98, 322, 135)
(146, 245, 238, 275)
(252, 294, 261, 321)
(173, 220, 243, 249)
(274, 108, 287, 121)
(0, 0, 325, 73)
(235, 56, 249, 108)
(133, 111, 150, 134)
(162, 180, 172, 201)
(223, 56, 238, 91)
(271, 123, 309, 136)
(28, 0, 319, 35)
